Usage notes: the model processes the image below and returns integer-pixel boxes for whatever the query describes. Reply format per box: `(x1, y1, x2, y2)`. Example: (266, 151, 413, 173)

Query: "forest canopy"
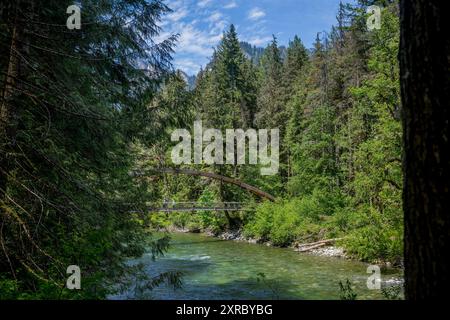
(0, 0, 404, 299)
(150, 0, 403, 265)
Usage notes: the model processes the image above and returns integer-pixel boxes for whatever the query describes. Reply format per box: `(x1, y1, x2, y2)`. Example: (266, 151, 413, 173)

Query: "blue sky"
(157, 0, 353, 75)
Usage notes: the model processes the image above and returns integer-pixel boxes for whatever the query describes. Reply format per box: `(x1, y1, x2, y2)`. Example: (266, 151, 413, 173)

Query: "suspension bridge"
(133, 167, 276, 202)
(131, 167, 276, 213)
(146, 201, 248, 213)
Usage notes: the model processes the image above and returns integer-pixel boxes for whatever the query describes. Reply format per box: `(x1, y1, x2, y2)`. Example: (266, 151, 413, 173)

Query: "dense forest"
(3, 0, 443, 300)
(149, 0, 403, 266)
(0, 0, 183, 299)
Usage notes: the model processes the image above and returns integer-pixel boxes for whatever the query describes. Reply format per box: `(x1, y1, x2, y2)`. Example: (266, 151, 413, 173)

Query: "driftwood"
(296, 238, 344, 253)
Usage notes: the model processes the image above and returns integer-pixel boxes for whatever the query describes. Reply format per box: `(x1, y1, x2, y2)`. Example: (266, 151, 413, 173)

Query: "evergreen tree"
(256, 36, 284, 133)
(283, 36, 309, 91)
(0, 0, 179, 298)
(193, 25, 260, 227)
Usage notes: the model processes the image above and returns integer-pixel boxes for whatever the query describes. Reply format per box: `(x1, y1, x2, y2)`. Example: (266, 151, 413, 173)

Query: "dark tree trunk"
(400, 0, 450, 299)
(0, 2, 21, 201)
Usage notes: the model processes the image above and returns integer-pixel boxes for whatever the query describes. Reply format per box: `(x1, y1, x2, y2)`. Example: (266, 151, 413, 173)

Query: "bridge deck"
(144, 202, 248, 213)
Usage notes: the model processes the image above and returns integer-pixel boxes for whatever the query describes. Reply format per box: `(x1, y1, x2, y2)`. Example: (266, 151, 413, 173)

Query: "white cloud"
(155, 1, 233, 74)
(204, 11, 228, 35)
(198, 0, 213, 8)
(174, 58, 202, 75)
(206, 11, 223, 23)
(165, 0, 185, 11)
(174, 23, 220, 56)
(248, 7, 266, 21)
(166, 7, 188, 22)
(245, 36, 272, 46)
(223, 1, 237, 9)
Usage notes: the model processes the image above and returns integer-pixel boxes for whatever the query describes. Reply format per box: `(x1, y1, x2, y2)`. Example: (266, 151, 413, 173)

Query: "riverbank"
(213, 230, 350, 259)
(163, 226, 358, 261)
(160, 225, 404, 272)
(113, 231, 404, 300)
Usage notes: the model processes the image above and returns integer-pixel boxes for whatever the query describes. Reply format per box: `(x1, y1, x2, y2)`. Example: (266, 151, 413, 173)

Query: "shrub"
(344, 222, 403, 263)
(243, 190, 347, 247)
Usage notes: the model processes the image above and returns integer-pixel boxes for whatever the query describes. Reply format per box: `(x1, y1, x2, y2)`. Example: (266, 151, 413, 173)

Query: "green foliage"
(257, 36, 286, 132)
(284, 36, 309, 90)
(197, 187, 228, 233)
(339, 279, 358, 300)
(0, 1, 406, 301)
(146, 1, 404, 267)
(381, 285, 403, 300)
(152, 4, 404, 268)
(0, 0, 180, 299)
(244, 190, 346, 247)
(281, 2, 402, 263)
(344, 214, 403, 262)
(0, 277, 19, 299)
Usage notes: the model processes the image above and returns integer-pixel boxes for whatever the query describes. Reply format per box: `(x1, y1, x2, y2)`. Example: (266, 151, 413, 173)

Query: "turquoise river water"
(110, 232, 403, 300)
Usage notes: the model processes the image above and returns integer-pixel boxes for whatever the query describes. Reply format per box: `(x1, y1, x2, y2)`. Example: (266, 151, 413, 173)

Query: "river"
(110, 232, 403, 300)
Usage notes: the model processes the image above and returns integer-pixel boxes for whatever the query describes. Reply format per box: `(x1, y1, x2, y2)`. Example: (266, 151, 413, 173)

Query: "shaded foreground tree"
(0, 0, 180, 298)
(400, 0, 450, 299)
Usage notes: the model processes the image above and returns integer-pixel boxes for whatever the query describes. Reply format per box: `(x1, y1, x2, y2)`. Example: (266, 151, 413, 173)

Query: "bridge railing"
(144, 202, 246, 213)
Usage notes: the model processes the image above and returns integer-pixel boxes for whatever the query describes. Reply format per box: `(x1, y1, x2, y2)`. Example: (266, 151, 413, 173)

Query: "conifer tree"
(0, 0, 179, 298)
(283, 36, 308, 92)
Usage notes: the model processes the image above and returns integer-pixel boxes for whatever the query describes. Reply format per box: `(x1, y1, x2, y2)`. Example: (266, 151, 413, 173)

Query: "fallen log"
(297, 243, 329, 252)
(296, 238, 344, 252)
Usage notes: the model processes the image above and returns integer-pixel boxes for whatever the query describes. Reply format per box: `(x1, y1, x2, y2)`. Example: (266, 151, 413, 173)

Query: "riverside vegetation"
(0, 0, 403, 299)
(150, 1, 403, 266)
